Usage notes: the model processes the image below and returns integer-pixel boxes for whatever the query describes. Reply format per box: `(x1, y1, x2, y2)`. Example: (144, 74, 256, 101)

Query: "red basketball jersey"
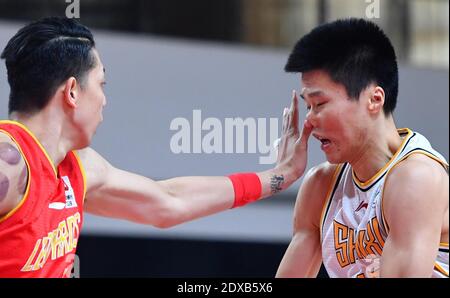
(0, 120, 86, 277)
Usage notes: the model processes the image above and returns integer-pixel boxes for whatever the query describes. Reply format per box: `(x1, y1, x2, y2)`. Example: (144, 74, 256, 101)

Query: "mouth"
(313, 134, 332, 151)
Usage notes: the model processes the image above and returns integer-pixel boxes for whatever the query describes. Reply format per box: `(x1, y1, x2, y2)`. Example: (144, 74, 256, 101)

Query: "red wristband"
(228, 173, 262, 208)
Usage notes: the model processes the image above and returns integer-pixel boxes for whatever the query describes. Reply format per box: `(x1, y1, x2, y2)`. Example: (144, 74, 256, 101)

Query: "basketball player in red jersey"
(0, 17, 312, 277)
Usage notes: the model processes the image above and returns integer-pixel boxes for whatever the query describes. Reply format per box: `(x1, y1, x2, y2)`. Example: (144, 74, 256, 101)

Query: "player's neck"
(9, 109, 73, 168)
(350, 116, 402, 183)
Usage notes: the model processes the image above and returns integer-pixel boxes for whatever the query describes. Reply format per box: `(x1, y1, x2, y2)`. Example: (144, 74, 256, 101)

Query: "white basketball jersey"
(320, 128, 449, 278)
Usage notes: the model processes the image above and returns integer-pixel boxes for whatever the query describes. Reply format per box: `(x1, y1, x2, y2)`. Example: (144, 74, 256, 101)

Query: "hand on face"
(275, 90, 313, 178)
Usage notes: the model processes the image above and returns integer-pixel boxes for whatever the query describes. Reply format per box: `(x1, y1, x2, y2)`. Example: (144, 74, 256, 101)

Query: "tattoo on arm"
(270, 174, 284, 194)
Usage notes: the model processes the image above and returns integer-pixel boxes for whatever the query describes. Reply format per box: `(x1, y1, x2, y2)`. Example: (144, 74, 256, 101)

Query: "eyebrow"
(300, 89, 325, 100)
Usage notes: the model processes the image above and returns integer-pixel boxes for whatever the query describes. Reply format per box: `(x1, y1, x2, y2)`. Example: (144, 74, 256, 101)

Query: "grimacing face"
(73, 49, 107, 148)
(300, 69, 371, 164)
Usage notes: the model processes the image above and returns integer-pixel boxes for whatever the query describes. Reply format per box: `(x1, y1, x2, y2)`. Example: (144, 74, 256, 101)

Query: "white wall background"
(0, 21, 448, 242)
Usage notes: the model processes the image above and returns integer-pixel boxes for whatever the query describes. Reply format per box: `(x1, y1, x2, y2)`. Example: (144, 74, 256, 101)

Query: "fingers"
(282, 107, 289, 133)
(289, 90, 295, 111)
(297, 119, 313, 150)
(291, 90, 299, 130)
(282, 90, 300, 135)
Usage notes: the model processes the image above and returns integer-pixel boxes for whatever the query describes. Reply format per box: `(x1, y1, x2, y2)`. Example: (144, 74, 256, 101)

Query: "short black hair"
(285, 18, 398, 115)
(1, 17, 96, 115)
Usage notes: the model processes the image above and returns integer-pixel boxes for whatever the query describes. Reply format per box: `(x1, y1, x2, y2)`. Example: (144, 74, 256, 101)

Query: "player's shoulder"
(302, 161, 341, 191)
(383, 151, 449, 232)
(75, 147, 112, 192)
(387, 153, 447, 189)
(75, 147, 99, 162)
(0, 130, 27, 216)
(293, 162, 341, 222)
(0, 129, 15, 143)
(0, 130, 24, 164)
(384, 153, 448, 212)
(76, 147, 111, 167)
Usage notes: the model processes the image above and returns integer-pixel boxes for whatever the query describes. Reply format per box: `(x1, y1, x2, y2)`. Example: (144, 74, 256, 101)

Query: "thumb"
(297, 120, 313, 150)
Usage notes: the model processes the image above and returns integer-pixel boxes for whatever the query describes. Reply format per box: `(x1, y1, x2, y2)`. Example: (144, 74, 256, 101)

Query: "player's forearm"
(157, 165, 299, 226)
(276, 230, 322, 278)
(257, 164, 298, 199)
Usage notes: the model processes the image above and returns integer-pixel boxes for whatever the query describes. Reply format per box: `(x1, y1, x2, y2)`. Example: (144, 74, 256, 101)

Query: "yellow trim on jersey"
(352, 128, 413, 189)
(0, 120, 57, 176)
(440, 243, 449, 247)
(72, 151, 87, 204)
(434, 262, 449, 277)
(0, 129, 32, 223)
(319, 164, 344, 241)
(404, 150, 449, 169)
(380, 150, 449, 233)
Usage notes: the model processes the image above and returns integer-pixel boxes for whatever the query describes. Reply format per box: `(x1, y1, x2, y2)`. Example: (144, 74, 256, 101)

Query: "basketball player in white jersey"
(276, 18, 449, 278)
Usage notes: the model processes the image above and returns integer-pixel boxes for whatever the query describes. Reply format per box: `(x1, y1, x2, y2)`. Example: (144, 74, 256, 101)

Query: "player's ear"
(63, 77, 78, 109)
(367, 86, 385, 115)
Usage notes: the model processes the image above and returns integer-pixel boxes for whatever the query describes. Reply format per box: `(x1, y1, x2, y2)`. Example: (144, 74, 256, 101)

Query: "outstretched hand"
(275, 90, 313, 179)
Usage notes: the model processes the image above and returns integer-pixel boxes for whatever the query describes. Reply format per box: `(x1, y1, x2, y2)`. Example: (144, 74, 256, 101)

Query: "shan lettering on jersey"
(333, 217, 385, 268)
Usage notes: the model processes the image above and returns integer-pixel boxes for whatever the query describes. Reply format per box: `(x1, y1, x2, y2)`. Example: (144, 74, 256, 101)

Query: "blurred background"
(0, 0, 448, 277)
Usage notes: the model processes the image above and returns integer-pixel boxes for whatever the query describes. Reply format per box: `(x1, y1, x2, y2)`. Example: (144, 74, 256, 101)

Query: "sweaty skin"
(0, 142, 21, 165)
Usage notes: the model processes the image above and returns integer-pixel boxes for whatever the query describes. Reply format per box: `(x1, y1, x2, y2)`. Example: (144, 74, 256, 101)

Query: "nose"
(305, 109, 318, 127)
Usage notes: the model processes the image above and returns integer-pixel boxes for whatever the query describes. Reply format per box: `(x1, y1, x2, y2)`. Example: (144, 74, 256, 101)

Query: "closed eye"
(306, 102, 325, 111)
